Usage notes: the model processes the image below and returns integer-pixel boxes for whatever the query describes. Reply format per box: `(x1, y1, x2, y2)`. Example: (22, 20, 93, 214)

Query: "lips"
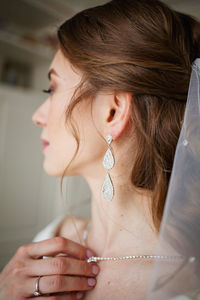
(41, 138, 50, 146)
(40, 138, 50, 152)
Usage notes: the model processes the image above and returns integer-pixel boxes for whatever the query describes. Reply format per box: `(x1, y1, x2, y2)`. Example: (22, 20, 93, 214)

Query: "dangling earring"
(101, 134, 115, 201)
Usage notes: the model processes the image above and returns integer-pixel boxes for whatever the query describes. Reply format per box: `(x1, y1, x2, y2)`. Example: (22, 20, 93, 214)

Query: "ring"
(34, 276, 42, 296)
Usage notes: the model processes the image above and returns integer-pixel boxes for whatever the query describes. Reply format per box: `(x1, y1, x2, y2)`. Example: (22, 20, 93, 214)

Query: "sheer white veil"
(147, 58, 200, 299)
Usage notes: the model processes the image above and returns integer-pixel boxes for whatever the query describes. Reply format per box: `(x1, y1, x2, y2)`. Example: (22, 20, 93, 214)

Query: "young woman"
(1, 0, 200, 299)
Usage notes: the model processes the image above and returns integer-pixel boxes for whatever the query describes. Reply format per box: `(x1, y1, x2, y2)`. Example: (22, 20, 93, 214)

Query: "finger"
(27, 256, 100, 277)
(28, 292, 83, 300)
(16, 237, 95, 260)
(27, 275, 96, 296)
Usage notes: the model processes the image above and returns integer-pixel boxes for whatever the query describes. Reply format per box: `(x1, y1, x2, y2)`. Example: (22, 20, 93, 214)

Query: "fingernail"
(76, 292, 84, 299)
(86, 249, 94, 258)
(88, 277, 96, 286)
(92, 264, 99, 275)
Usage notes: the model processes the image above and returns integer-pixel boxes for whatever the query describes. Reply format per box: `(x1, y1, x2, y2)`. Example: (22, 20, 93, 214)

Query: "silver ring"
(34, 276, 42, 297)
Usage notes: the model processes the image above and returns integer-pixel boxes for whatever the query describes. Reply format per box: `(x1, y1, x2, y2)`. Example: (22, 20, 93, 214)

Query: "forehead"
(49, 49, 82, 83)
(50, 49, 69, 75)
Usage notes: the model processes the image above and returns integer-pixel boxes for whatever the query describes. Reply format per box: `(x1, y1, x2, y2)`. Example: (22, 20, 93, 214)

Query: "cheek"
(44, 100, 77, 176)
(71, 101, 105, 166)
(47, 92, 73, 141)
(47, 101, 63, 140)
(43, 97, 105, 177)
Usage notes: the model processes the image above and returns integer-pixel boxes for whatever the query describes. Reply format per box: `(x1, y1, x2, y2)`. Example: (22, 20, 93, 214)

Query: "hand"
(0, 236, 100, 300)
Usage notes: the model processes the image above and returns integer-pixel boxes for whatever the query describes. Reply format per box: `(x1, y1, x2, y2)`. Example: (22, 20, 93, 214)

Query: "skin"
(0, 49, 159, 300)
(0, 236, 100, 300)
(32, 49, 158, 258)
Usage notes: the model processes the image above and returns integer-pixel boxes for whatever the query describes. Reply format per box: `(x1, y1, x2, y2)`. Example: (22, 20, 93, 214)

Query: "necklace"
(82, 220, 186, 263)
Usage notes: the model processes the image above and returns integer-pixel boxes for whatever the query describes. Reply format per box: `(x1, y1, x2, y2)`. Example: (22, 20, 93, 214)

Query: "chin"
(43, 159, 65, 177)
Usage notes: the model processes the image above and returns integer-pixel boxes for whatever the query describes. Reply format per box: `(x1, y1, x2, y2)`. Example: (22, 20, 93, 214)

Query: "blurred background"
(0, 0, 199, 271)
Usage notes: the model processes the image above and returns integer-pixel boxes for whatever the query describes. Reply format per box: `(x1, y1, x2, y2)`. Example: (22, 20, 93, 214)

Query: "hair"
(55, 0, 200, 234)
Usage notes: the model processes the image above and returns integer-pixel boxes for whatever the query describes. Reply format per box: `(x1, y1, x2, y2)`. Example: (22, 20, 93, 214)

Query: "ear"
(104, 91, 132, 141)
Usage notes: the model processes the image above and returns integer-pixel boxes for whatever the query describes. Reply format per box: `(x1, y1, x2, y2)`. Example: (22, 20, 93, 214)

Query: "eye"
(42, 88, 54, 95)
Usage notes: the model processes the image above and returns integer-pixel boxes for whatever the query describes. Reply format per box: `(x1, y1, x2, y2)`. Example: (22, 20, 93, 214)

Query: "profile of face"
(32, 49, 119, 178)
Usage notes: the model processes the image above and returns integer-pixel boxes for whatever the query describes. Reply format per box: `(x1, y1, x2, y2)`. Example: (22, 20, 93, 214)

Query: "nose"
(32, 109, 45, 127)
(32, 101, 48, 127)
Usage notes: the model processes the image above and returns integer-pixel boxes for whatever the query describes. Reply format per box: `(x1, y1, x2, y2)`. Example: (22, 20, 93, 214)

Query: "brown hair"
(56, 0, 200, 233)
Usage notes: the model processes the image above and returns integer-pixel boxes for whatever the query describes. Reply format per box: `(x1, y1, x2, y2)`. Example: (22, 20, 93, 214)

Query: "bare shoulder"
(55, 215, 90, 243)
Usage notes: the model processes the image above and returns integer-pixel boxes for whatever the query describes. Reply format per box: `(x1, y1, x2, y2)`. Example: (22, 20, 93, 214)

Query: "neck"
(84, 174, 158, 258)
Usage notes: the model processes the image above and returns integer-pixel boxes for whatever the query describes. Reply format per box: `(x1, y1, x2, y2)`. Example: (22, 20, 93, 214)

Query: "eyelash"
(42, 88, 54, 95)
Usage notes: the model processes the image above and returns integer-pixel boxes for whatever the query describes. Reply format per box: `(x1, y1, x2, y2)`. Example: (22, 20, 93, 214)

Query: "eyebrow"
(48, 68, 59, 80)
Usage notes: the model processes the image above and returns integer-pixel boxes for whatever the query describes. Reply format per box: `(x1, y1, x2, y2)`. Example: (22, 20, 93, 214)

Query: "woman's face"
(32, 49, 105, 177)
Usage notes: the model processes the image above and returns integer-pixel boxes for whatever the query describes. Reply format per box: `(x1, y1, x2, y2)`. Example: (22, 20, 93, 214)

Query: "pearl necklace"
(83, 220, 186, 263)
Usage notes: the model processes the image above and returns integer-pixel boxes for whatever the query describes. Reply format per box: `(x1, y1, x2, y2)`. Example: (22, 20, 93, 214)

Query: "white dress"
(32, 215, 90, 260)
(32, 215, 67, 242)
(32, 214, 90, 245)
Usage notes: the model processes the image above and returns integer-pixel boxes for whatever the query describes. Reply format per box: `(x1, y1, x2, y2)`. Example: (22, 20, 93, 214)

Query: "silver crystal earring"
(101, 134, 115, 201)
